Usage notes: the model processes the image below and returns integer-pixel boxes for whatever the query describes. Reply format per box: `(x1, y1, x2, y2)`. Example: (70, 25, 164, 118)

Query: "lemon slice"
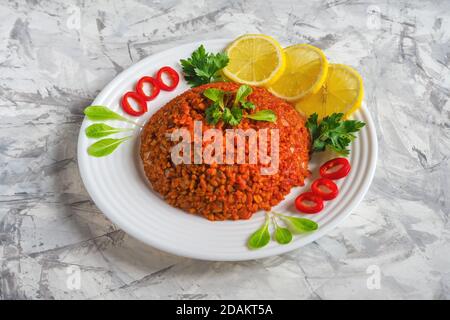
(295, 64, 364, 119)
(223, 34, 286, 86)
(268, 44, 329, 101)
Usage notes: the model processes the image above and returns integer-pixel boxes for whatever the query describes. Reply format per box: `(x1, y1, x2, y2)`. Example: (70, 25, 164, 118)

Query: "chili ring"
(295, 192, 324, 214)
(156, 66, 179, 91)
(319, 158, 351, 180)
(136, 76, 160, 101)
(311, 178, 339, 200)
(121, 91, 148, 117)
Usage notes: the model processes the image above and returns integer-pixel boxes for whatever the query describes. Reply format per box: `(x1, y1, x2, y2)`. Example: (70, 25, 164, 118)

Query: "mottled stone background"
(0, 0, 449, 300)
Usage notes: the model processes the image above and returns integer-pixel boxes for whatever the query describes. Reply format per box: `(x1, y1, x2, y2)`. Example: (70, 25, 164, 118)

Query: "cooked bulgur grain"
(140, 82, 310, 221)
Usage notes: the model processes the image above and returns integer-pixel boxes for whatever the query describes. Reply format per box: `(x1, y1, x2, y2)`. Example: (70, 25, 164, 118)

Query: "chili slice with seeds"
(319, 157, 351, 180)
(121, 91, 148, 117)
(136, 76, 160, 101)
(156, 66, 179, 91)
(295, 192, 324, 214)
(311, 178, 339, 200)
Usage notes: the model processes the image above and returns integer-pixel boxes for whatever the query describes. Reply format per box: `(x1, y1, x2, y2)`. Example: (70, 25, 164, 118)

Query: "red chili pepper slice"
(295, 192, 324, 214)
(156, 66, 179, 91)
(319, 157, 351, 180)
(121, 91, 148, 116)
(135, 76, 160, 101)
(311, 178, 339, 200)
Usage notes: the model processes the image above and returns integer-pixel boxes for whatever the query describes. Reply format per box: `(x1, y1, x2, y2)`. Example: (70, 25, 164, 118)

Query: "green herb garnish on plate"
(247, 214, 271, 250)
(83, 105, 138, 157)
(84, 106, 141, 127)
(247, 212, 318, 250)
(274, 212, 318, 234)
(180, 45, 229, 87)
(85, 123, 133, 138)
(272, 216, 293, 245)
(87, 137, 131, 157)
(306, 112, 365, 156)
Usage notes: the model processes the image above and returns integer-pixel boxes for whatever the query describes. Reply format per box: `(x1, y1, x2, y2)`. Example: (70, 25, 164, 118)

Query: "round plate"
(77, 39, 377, 261)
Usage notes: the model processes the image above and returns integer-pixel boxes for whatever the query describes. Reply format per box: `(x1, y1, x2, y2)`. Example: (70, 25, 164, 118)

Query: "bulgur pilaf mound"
(140, 82, 310, 221)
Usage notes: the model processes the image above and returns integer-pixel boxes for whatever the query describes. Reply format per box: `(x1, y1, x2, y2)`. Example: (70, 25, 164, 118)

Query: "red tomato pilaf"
(140, 83, 310, 221)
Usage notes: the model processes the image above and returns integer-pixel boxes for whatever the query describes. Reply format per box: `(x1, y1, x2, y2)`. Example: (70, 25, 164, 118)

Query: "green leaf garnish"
(247, 215, 271, 250)
(272, 217, 293, 245)
(245, 110, 277, 123)
(306, 112, 365, 156)
(84, 106, 141, 126)
(306, 113, 319, 141)
(205, 102, 222, 125)
(247, 212, 319, 250)
(234, 84, 252, 107)
(275, 213, 318, 234)
(85, 123, 132, 138)
(203, 85, 276, 126)
(222, 106, 243, 126)
(241, 101, 255, 110)
(180, 45, 229, 87)
(203, 88, 225, 104)
(87, 137, 131, 157)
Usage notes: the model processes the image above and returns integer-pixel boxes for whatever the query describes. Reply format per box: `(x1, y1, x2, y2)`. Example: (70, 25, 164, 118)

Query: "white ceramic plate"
(77, 39, 377, 261)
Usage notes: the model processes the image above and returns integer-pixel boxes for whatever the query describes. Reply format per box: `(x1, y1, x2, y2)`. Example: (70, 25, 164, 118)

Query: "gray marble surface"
(0, 0, 449, 300)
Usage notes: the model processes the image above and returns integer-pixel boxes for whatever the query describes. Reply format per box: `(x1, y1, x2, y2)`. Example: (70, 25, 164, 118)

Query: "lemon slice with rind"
(223, 34, 286, 86)
(268, 44, 329, 101)
(295, 64, 364, 119)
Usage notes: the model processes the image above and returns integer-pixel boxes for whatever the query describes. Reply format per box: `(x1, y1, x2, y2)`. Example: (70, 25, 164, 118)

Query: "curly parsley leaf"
(306, 112, 365, 156)
(306, 113, 319, 140)
(223, 107, 243, 126)
(180, 45, 229, 87)
(205, 103, 223, 125)
(203, 85, 276, 126)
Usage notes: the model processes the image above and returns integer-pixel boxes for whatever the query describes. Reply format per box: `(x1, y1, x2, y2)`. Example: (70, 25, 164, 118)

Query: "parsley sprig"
(180, 45, 229, 87)
(203, 85, 276, 126)
(306, 112, 365, 156)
